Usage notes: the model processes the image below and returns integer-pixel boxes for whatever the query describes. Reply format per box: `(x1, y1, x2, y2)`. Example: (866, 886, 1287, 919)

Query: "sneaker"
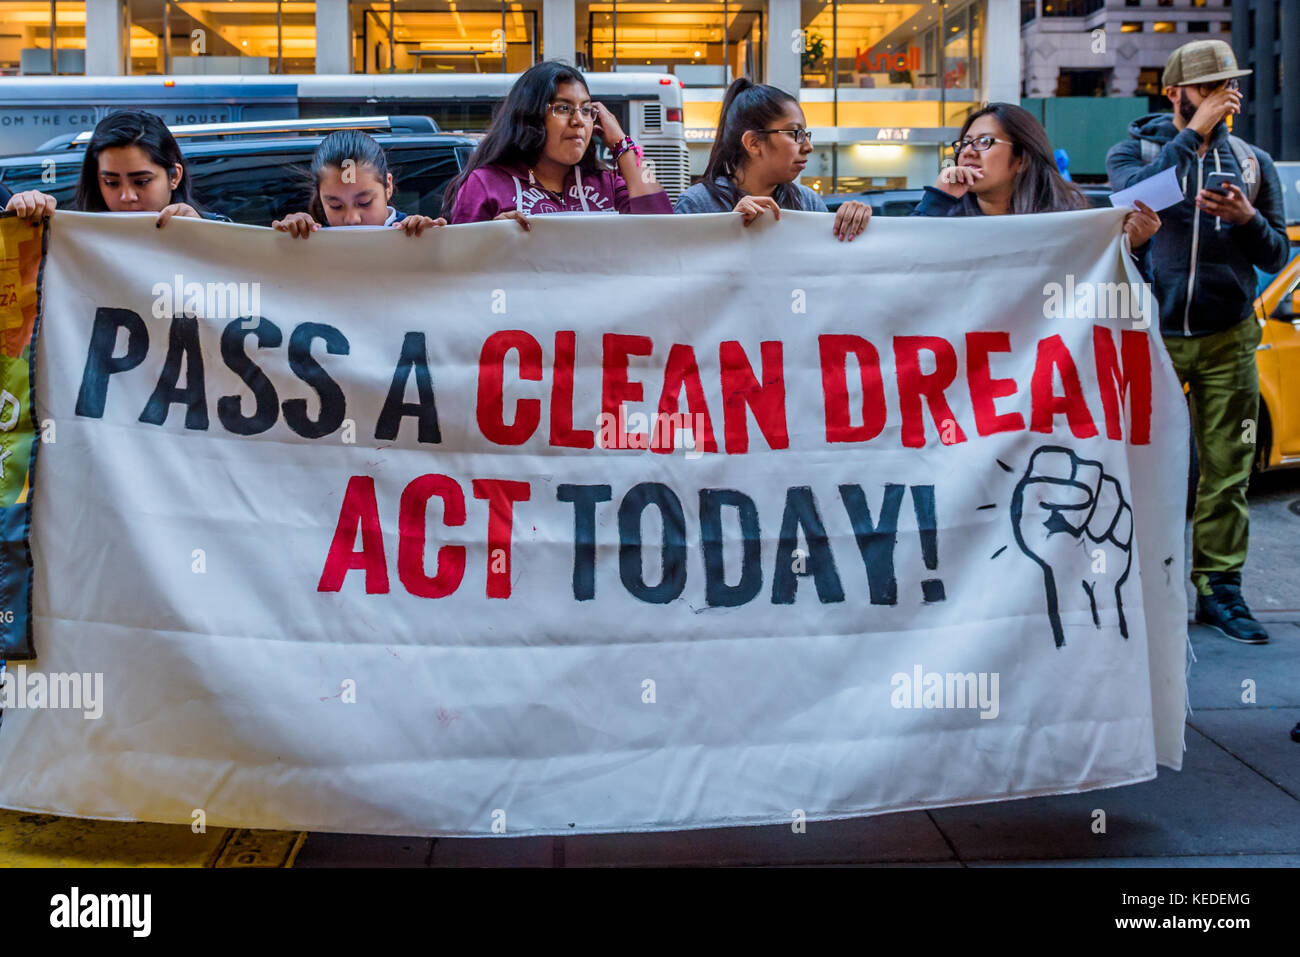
(1195, 572, 1270, 644)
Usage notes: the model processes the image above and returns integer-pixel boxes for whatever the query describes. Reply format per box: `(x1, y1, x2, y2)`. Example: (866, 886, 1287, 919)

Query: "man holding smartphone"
(1106, 40, 1291, 645)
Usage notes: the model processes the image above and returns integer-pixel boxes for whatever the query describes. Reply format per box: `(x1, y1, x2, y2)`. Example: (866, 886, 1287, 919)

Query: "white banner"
(0, 208, 1188, 836)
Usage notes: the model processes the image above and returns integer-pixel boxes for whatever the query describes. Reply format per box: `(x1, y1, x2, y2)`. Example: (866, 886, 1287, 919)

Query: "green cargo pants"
(1162, 316, 1262, 595)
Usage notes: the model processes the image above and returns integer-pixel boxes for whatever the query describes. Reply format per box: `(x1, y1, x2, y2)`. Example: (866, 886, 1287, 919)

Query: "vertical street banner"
(0, 214, 44, 661)
(0, 209, 1188, 835)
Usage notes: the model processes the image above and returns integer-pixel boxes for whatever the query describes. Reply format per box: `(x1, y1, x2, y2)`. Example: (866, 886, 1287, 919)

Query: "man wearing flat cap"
(1107, 39, 1290, 645)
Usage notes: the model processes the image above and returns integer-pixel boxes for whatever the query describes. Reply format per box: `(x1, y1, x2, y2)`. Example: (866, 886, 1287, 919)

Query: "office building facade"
(0, 0, 1021, 191)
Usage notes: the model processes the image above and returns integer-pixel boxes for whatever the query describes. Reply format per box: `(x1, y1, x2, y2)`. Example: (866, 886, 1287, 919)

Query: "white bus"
(0, 71, 691, 198)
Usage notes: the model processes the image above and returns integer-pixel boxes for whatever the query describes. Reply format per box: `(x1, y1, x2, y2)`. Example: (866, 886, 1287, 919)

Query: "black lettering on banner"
(74, 307, 148, 418)
(618, 482, 687, 604)
(375, 332, 441, 444)
(699, 488, 762, 608)
(283, 322, 349, 439)
(771, 486, 844, 604)
(557, 484, 612, 600)
(217, 317, 282, 436)
(139, 315, 208, 430)
(839, 483, 905, 606)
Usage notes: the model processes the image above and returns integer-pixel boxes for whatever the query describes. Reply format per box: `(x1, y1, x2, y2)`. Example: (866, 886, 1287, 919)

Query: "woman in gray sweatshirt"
(674, 78, 871, 241)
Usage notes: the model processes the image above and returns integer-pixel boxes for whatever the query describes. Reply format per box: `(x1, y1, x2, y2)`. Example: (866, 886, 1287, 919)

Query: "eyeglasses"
(756, 128, 814, 144)
(1193, 77, 1239, 96)
(951, 135, 1013, 155)
(549, 102, 598, 121)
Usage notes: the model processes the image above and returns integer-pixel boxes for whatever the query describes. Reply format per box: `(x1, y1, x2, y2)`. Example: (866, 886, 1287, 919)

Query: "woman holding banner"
(71, 111, 227, 225)
(3, 112, 225, 227)
(674, 77, 872, 241)
(914, 102, 1160, 249)
(443, 61, 673, 228)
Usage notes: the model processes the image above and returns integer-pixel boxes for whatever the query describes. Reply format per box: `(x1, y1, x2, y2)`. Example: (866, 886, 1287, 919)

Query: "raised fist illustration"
(1010, 446, 1133, 648)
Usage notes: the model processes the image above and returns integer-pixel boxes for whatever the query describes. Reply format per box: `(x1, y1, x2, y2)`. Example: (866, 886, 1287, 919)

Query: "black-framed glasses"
(550, 102, 598, 121)
(1193, 77, 1239, 96)
(756, 128, 814, 144)
(951, 134, 1013, 155)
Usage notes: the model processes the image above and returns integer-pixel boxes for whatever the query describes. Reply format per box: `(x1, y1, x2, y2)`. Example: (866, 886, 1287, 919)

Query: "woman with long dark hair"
(675, 78, 871, 240)
(4, 110, 225, 226)
(444, 60, 672, 227)
(913, 102, 1160, 247)
(272, 130, 445, 237)
(71, 110, 225, 225)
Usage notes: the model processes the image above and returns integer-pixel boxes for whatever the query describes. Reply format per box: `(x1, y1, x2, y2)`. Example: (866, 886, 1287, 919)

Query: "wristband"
(613, 136, 642, 165)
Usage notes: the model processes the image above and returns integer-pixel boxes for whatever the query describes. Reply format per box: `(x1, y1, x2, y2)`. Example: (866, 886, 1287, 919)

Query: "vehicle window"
(0, 159, 81, 207)
(182, 150, 314, 227)
(882, 200, 918, 216)
(387, 148, 461, 219)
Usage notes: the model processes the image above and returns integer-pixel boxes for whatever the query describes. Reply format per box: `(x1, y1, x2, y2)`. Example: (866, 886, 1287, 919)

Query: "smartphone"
(1205, 171, 1239, 195)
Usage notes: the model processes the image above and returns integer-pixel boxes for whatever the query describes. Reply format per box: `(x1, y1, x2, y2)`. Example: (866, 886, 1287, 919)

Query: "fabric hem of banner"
(0, 768, 1161, 838)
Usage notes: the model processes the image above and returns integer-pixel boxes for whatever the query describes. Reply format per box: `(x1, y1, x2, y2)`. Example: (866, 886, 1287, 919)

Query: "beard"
(1178, 93, 1198, 125)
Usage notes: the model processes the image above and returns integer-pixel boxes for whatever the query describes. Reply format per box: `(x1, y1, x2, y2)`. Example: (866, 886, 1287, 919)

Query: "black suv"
(0, 116, 478, 226)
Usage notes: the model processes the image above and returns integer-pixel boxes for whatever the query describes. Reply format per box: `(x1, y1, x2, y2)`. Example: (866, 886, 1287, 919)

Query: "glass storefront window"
(126, 1, 316, 75)
(0, 1, 86, 75)
(352, 1, 540, 74)
(577, 1, 763, 85)
(799, 1, 980, 91)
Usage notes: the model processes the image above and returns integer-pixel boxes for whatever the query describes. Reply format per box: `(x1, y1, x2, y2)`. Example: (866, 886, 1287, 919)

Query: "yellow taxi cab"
(1255, 242, 1300, 473)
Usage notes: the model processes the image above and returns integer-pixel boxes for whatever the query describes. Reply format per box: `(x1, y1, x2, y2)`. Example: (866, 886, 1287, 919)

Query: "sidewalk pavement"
(10, 616, 1288, 868)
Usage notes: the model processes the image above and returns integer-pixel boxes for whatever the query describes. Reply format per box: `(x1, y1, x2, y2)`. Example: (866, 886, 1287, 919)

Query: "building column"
(1254, 0, 1276, 155)
(316, 0, 353, 74)
(543, 0, 576, 65)
(1110, 60, 1140, 98)
(84, 0, 124, 75)
(767, 0, 800, 95)
(1282, 0, 1299, 160)
(983, 0, 1021, 104)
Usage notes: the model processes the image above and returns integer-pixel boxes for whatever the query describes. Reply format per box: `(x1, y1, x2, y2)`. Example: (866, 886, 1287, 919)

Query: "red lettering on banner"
(719, 340, 788, 453)
(894, 336, 968, 448)
(965, 331, 1025, 436)
(1093, 326, 1152, 444)
(472, 479, 531, 598)
(818, 334, 887, 443)
(318, 475, 389, 593)
(653, 343, 718, 454)
(602, 333, 654, 449)
(549, 330, 595, 449)
(398, 473, 466, 598)
(1030, 334, 1099, 438)
(477, 330, 542, 445)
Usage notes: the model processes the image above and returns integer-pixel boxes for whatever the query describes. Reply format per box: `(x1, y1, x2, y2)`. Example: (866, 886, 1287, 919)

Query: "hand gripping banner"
(0, 209, 1188, 836)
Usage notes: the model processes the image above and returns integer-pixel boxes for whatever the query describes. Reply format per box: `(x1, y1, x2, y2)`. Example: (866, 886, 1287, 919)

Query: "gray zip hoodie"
(1105, 112, 1289, 337)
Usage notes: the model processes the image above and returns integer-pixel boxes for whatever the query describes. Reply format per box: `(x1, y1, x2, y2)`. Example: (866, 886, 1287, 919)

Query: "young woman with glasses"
(914, 102, 1160, 249)
(674, 78, 872, 241)
(444, 60, 672, 227)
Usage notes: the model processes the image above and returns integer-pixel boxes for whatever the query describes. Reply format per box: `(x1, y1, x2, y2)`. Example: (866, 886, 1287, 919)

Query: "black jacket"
(1106, 113, 1290, 337)
(910, 186, 985, 218)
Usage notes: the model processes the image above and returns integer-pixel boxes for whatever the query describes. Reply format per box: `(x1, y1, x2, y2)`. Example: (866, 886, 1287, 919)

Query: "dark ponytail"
(701, 78, 803, 210)
(306, 130, 391, 223)
(73, 110, 201, 213)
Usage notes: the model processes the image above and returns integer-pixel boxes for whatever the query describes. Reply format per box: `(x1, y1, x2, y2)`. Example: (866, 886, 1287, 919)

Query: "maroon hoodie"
(448, 160, 672, 223)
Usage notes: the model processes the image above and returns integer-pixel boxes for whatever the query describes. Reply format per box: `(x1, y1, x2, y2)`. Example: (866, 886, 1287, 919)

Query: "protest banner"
(0, 209, 1188, 835)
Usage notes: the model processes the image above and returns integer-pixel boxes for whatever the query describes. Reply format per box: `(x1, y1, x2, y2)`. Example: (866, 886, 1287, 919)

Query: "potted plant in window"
(801, 31, 827, 86)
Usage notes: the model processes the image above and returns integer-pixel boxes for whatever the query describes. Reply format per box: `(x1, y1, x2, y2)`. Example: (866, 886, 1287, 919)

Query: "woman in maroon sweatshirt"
(445, 60, 673, 227)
